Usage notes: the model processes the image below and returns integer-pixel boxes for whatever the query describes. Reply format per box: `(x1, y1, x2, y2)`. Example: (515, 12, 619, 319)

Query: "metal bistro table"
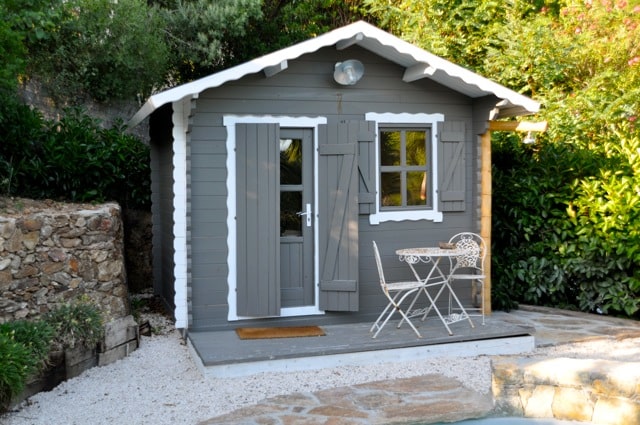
(396, 247, 475, 335)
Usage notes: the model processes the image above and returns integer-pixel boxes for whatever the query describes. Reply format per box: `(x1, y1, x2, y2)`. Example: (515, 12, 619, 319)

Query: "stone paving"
(197, 306, 640, 425)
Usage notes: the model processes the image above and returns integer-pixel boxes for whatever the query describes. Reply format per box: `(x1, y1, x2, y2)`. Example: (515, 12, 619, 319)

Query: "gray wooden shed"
(130, 21, 539, 333)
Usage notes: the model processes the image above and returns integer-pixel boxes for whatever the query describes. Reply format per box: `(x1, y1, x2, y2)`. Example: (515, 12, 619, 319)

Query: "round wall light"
(333, 60, 365, 85)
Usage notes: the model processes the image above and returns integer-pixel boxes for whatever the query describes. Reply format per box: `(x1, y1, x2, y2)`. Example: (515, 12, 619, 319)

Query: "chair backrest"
(372, 241, 387, 287)
(448, 232, 486, 272)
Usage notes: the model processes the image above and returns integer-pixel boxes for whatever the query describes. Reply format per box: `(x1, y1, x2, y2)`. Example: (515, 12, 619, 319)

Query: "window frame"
(365, 112, 444, 224)
(379, 125, 432, 210)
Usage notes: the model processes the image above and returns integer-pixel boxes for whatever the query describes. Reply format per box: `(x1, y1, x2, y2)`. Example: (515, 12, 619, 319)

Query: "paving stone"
(198, 306, 640, 425)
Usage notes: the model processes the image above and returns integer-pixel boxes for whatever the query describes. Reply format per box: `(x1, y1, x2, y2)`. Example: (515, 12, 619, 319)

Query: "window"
(365, 112, 444, 224)
(379, 127, 431, 209)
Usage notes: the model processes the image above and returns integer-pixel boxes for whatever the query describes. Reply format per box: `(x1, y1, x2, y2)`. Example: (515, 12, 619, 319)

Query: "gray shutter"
(357, 121, 376, 215)
(236, 123, 280, 316)
(318, 121, 360, 311)
(438, 121, 466, 212)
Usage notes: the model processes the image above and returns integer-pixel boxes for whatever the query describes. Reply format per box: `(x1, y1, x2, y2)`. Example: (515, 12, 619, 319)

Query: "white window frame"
(366, 112, 444, 225)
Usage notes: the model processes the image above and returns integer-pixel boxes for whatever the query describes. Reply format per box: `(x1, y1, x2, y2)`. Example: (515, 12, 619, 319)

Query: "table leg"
(400, 258, 455, 335)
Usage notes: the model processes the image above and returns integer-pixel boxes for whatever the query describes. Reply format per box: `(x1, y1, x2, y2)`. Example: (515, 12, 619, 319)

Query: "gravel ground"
(3, 313, 639, 425)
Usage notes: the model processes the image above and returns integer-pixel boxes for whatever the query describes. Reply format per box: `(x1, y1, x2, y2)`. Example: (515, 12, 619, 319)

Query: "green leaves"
(0, 320, 54, 411)
(492, 126, 640, 318)
(27, 0, 169, 102)
(45, 300, 104, 350)
(0, 97, 150, 210)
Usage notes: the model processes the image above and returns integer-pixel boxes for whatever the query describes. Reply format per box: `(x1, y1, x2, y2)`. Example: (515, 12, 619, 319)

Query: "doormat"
(235, 326, 326, 340)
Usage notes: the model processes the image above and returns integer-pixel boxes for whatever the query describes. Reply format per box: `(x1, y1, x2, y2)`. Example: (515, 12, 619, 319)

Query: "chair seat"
(450, 273, 485, 280)
(386, 280, 426, 291)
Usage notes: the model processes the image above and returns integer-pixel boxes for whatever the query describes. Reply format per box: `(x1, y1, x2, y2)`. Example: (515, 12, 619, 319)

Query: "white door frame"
(223, 115, 327, 321)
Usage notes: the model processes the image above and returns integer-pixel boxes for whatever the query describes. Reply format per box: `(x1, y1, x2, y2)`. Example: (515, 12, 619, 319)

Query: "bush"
(0, 301, 104, 411)
(45, 300, 104, 350)
(0, 321, 54, 366)
(0, 334, 35, 410)
(0, 320, 54, 410)
(0, 97, 150, 210)
(492, 125, 640, 318)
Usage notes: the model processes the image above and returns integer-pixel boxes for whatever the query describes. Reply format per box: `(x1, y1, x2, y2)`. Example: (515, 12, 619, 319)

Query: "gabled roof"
(129, 20, 539, 127)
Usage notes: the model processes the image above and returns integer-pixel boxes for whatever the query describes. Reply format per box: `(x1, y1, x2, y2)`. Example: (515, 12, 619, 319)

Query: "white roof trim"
(129, 21, 539, 127)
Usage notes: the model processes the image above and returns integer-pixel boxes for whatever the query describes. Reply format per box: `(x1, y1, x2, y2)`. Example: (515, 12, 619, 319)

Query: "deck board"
(188, 315, 534, 377)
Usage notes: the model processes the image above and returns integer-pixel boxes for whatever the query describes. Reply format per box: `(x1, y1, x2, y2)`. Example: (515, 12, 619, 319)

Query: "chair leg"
(479, 280, 485, 325)
(446, 281, 475, 329)
(371, 290, 423, 339)
(370, 302, 394, 334)
(449, 279, 486, 326)
(371, 304, 422, 339)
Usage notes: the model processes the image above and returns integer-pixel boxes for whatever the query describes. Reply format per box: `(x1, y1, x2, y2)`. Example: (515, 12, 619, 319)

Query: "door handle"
(296, 203, 312, 227)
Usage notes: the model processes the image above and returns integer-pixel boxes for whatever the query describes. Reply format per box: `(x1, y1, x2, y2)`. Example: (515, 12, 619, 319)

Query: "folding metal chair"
(448, 232, 486, 325)
(370, 241, 425, 338)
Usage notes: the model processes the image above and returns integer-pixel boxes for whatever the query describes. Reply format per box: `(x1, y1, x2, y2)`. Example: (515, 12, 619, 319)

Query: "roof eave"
(128, 21, 540, 127)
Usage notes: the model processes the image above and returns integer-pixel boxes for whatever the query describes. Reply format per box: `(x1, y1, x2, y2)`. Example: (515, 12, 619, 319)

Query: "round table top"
(395, 247, 465, 257)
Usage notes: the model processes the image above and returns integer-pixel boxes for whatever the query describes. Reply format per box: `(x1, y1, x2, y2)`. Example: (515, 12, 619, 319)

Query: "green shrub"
(0, 320, 54, 411)
(26, 108, 150, 209)
(0, 321, 54, 366)
(45, 300, 104, 350)
(0, 334, 35, 410)
(492, 124, 640, 318)
(0, 97, 150, 210)
(0, 303, 104, 411)
(0, 94, 46, 196)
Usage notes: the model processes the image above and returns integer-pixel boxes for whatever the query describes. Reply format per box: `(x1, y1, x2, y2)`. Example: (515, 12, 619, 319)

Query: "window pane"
(380, 131, 400, 166)
(280, 138, 302, 185)
(406, 131, 426, 166)
(281, 191, 302, 236)
(381, 172, 401, 206)
(407, 171, 427, 206)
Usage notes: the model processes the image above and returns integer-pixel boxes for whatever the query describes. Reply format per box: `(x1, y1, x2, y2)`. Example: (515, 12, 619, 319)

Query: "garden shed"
(130, 21, 539, 334)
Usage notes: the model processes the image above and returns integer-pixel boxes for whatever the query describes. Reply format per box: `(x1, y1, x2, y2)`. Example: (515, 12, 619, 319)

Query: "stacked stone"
(0, 200, 129, 323)
(492, 356, 640, 424)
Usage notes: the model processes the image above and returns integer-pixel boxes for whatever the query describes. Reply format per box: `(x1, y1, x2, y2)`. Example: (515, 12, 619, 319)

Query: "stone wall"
(0, 198, 129, 323)
(492, 356, 640, 425)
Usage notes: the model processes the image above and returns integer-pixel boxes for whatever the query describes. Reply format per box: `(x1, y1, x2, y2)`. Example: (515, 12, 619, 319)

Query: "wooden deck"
(187, 315, 535, 378)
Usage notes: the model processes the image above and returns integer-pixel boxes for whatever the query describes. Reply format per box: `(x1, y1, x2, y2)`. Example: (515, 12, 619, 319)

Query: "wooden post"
(480, 131, 492, 315)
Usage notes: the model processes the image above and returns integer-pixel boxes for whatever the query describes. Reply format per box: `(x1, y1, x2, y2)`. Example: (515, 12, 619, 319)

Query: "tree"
(159, 0, 263, 82)
(159, 0, 366, 82)
(27, 0, 169, 102)
(0, 0, 64, 92)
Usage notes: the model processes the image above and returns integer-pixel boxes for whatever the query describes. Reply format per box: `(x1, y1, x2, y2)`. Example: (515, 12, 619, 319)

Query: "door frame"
(279, 128, 314, 310)
(223, 115, 327, 321)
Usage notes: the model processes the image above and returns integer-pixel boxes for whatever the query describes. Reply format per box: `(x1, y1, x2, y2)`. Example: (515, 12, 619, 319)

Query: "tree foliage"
(226, 0, 366, 65)
(159, 0, 262, 82)
(365, 0, 640, 318)
(27, 0, 169, 102)
(3, 0, 640, 318)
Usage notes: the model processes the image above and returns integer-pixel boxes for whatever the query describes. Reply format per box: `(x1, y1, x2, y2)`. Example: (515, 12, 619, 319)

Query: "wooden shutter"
(438, 121, 466, 212)
(318, 121, 360, 311)
(357, 121, 376, 215)
(235, 123, 280, 317)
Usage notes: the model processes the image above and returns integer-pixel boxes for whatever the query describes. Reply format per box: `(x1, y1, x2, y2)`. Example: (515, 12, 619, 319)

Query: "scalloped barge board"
(187, 335, 534, 379)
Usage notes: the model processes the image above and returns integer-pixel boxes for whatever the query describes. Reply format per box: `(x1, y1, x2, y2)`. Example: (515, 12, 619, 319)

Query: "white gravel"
(3, 316, 639, 425)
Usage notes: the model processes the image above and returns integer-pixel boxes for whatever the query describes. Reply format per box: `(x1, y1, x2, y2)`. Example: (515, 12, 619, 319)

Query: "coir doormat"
(235, 326, 326, 339)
